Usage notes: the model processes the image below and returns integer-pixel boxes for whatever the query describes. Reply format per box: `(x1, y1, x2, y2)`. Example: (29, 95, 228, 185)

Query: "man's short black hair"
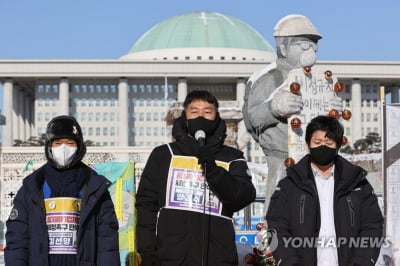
(305, 115, 344, 148)
(183, 90, 219, 110)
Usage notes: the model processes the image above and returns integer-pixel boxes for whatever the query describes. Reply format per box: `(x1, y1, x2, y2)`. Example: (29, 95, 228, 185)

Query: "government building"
(0, 11, 399, 163)
(1, 12, 399, 261)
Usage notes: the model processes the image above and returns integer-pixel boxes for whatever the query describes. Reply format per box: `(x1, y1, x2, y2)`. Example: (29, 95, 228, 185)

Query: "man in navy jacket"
(5, 115, 120, 266)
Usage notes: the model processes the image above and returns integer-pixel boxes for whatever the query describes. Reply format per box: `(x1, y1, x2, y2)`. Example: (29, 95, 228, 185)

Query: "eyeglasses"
(292, 41, 318, 52)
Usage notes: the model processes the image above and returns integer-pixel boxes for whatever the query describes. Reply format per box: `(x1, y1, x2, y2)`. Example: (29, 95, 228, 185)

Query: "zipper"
(300, 194, 306, 224)
(346, 196, 355, 226)
(155, 207, 164, 236)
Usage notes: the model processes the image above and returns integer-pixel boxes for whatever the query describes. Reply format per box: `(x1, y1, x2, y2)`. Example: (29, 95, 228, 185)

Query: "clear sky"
(1, 0, 399, 61)
(0, 0, 399, 115)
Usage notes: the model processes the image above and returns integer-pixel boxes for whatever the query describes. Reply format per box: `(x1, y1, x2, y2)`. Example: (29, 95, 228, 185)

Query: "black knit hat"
(45, 115, 87, 169)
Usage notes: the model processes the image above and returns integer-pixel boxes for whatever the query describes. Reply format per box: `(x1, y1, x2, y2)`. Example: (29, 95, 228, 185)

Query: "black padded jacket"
(266, 155, 384, 266)
(136, 115, 256, 266)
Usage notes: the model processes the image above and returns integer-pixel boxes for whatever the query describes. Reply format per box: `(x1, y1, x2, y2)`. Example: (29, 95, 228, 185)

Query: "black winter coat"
(266, 155, 384, 266)
(135, 116, 256, 266)
(5, 162, 120, 266)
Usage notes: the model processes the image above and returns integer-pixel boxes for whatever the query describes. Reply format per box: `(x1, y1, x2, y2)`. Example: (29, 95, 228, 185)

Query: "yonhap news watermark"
(259, 229, 391, 251)
(281, 236, 391, 249)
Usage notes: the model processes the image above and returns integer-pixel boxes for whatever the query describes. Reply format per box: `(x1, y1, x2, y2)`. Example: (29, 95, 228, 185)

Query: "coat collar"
(24, 163, 110, 205)
(171, 114, 226, 156)
(287, 155, 367, 195)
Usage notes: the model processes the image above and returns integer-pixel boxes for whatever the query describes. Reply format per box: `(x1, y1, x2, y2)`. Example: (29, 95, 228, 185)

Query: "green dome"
(128, 12, 274, 53)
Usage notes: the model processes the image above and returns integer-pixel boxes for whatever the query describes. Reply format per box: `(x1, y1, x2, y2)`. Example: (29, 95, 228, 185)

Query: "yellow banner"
(44, 197, 80, 213)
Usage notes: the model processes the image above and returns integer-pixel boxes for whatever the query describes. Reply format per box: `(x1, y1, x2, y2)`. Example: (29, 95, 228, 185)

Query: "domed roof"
(121, 11, 276, 61)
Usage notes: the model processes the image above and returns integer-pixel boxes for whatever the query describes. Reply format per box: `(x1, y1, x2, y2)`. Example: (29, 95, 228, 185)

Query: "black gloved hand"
(197, 146, 218, 173)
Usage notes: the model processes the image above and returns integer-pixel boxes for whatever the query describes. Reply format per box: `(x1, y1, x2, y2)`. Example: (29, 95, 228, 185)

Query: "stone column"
(18, 90, 26, 141)
(118, 78, 129, 146)
(177, 78, 187, 102)
(24, 95, 31, 140)
(391, 85, 399, 103)
(30, 96, 35, 137)
(12, 88, 19, 144)
(351, 79, 362, 142)
(59, 78, 69, 115)
(3, 79, 13, 146)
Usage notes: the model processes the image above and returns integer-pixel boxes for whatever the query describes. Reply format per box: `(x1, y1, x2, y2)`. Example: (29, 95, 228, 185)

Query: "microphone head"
(194, 130, 206, 141)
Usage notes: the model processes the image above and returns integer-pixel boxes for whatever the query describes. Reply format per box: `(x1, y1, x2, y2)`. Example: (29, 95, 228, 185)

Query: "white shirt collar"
(311, 164, 335, 180)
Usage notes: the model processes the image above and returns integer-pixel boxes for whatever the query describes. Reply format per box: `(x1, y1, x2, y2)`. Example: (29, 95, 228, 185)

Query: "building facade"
(0, 12, 399, 163)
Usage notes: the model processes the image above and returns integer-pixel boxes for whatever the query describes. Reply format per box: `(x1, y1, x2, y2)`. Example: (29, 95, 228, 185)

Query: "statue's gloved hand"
(270, 90, 303, 118)
(329, 96, 344, 112)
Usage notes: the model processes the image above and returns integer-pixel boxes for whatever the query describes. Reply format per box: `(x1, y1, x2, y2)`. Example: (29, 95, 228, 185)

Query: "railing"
(0, 146, 152, 210)
(1, 147, 384, 231)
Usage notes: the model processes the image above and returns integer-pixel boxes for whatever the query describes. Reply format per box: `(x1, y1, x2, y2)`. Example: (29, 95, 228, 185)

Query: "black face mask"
(187, 116, 217, 137)
(309, 145, 338, 166)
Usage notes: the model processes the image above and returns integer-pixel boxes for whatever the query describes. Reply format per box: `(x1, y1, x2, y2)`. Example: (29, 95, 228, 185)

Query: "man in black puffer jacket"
(266, 115, 383, 266)
(136, 90, 256, 266)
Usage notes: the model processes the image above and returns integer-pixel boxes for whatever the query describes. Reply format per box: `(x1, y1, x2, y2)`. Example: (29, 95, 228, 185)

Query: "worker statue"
(242, 14, 343, 210)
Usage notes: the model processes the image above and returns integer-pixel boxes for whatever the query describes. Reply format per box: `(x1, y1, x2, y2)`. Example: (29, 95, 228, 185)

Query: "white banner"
(383, 104, 400, 265)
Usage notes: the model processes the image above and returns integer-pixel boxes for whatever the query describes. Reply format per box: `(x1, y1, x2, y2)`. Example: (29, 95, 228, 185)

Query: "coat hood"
(45, 115, 87, 169)
(287, 154, 367, 193)
(171, 112, 227, 156)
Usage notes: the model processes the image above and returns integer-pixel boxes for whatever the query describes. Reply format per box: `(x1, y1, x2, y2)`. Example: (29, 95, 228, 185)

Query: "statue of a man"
(242, 14, 342, 210)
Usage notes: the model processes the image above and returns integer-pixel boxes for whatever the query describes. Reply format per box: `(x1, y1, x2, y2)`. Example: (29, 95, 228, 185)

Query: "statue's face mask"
(282, 36, 319, 68)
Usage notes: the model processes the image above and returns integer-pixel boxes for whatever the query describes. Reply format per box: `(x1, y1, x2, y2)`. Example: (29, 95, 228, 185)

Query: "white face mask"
(51, 144, 77, 167)
(300, 48, 317, 67)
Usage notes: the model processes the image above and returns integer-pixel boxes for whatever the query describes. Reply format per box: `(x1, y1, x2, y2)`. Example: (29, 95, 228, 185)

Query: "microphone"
(195, 130, 206, 147)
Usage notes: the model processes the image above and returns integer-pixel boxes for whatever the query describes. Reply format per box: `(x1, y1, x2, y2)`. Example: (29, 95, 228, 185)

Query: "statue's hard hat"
(274, 14, 322, 39)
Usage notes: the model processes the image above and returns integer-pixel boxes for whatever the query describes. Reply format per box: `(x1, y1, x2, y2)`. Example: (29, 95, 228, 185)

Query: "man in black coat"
(136, 90, 256, 266)
(5, 115, 120, 266)
(266, 115, 383, 266)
